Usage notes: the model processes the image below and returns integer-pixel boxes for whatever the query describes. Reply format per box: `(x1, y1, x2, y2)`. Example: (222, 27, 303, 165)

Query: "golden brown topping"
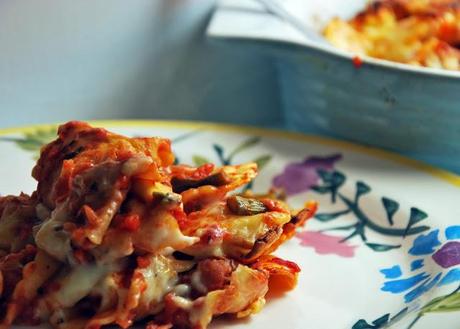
(324, 0, 460, 70)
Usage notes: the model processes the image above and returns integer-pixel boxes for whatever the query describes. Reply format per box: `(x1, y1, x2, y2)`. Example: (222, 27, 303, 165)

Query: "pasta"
(0, 121, 317, 329)
(324, 0, 460, 70)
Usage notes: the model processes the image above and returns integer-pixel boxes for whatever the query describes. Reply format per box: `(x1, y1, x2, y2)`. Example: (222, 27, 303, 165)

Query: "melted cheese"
(133, 210, 198, 253)
(173, 284, 191, 297)
(89, 274, 119, 312)
(47, 263, 113, 308)
(121, 156, 153, 176)
(0, 122, 309, 329)
(168, 265, 269, 328)
(182, 209, 291, 260)
(191, 270, 207, 294)
(139, 256, 178, 310)
(35, 204, 72, 262)
(86, 192, 123, 245)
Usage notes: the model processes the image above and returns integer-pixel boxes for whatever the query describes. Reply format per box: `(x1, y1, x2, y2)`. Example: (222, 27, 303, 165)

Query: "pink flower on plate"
(272, 154, 342, 195)
(296, 230, 358, 258)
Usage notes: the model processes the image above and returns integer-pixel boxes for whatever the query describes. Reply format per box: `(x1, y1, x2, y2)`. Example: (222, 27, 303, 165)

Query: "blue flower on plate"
(380, 225, 460, 303)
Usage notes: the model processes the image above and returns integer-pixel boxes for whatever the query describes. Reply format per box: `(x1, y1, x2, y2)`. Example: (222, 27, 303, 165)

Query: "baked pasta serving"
(0, 121, 317, 329)
(324, 0, 460, 70)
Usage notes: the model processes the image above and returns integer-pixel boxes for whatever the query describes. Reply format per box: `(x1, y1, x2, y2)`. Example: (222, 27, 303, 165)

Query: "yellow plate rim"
(1, 119, 459, 187)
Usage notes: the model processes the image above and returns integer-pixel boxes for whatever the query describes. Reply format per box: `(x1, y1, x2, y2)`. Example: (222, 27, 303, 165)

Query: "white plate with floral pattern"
(1, 120, 459, 329)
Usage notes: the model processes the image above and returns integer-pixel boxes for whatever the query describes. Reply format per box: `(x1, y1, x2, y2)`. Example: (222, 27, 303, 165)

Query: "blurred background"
(0, 0, 458, 173)
(0, 0, 281, 128)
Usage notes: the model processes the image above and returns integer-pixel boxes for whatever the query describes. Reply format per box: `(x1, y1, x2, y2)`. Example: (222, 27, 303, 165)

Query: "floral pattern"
(0, 127, 57, 159)
(353, 284, 460, 329)
(353, 226, 460, 329)
(191, 136, 271, 169)
(296, 230, 358, 258)
(191, 136, 272, 191)
(380, 226, 460, 302)
(272, 154, 342, 195)
(1, 125, 459, 329)
(273, 155, 430, 255)
(272, 153, 458, 328)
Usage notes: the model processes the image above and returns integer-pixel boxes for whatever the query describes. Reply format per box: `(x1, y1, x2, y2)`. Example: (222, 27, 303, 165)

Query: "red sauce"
(117, 175, 130, 190)
(199, 226, 224, 245)
(25, 244, 37, 255)
(438, 19, 457, 44)
(270, 257, 301, 273)
(261, 199, 288, 213)
(191, 163, 214, 179)
(82, 205, 99, 226)
(23, 261, 37, 276)
(170, 208, 188, 230)
(136, 256, 151, 269)
(87, 325, 101, 329)
(73, 249, 88, 264)
(353, 55, 363, 68)
(47, 282, 62, 292)
(158, 140, 174, 166)
(117, 214, 141, 232)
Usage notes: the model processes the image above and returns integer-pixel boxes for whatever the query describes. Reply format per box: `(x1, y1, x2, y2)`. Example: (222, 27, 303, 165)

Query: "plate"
(1, 120, 460, 329)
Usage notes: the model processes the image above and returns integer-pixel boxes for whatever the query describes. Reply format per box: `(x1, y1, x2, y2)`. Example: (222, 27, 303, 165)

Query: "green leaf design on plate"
(352, 308, 408, 329)
(171, 130, 201, 144)
(405, 287, 460, 329)
(355, 181, 371, 200)
(420, 289, 460, 314)
(404, 208, 429, 237)
(317, 169, 334, 181)
(311, 185, 331, 194)
(365, 242, 401, 252)
(252, 154, 272, 170)
(227, 136, 260, 162)
(192, 155, 211, 167)
(212, 144, 226, 165)
(381, 197, 399, 226)
(0, 127, 57, 159)
(352, 320, 374, 329)
(352, 313, 390, 329)
(211, 136, 265, 167)
(315, 210, 350, 222)
(311, 168, 430, 252)
(371, 313, 390, 326)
